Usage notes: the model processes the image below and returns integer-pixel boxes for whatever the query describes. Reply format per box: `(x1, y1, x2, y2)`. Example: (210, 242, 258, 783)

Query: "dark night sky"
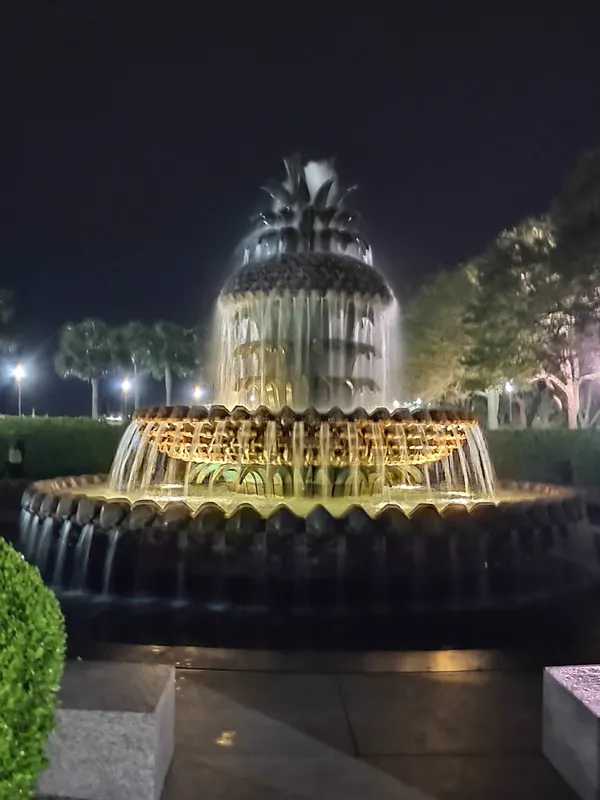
(1, 4, 599, 415)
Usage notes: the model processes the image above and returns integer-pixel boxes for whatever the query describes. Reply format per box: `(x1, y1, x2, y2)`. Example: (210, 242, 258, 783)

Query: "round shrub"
(0, 539, 65, 799)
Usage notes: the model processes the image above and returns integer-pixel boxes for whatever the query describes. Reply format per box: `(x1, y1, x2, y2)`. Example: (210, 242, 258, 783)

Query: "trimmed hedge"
(0, 417, 123, 479)
(0, 539, 65, 798)
(487, 429, 600, 488)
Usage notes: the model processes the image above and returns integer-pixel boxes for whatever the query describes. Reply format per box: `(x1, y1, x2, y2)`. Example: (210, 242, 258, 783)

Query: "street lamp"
(13, 363, 25, 416)
(121, 377, 131, 418)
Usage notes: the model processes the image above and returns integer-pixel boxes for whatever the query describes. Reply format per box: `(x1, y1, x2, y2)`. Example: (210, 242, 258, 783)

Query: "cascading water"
(211, 289, 401, 411)
(103, 155, 497, 507)
(18, 154, 596, 615)
(210, 154, 401, 412)
(107, 407, 496, 507)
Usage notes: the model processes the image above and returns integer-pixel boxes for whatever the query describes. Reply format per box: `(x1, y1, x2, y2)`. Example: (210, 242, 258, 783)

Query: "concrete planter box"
(38, 662, 175, 800)
(543, 665, 600, 799)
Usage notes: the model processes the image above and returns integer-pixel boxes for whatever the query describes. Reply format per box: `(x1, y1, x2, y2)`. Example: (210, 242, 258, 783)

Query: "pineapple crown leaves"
(227, 156, 390, 297)
(249, 154, 365, 254)
(258, 153, 359, 217)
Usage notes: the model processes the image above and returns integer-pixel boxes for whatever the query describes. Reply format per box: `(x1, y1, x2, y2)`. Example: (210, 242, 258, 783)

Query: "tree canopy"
(55, 319, 114, 419)
(404, 266, 476, 404)
(403, 151, 600, 430)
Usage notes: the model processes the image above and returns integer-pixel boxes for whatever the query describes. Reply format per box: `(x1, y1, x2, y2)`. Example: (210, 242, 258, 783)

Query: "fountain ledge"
(21, 475, 586, 526)
(17, 478, 595, 610)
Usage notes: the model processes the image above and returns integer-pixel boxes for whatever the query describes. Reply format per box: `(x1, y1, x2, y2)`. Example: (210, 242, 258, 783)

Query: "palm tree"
(55, 319, 114, 419)
(115, 321, 153, 408)
(146, 322, 196, 405)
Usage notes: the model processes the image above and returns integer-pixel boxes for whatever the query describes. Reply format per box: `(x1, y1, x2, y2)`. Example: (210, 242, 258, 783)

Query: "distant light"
(392, 399, 401, 409)
(13, 363, 25, 382)
(249, 394, 256, 403)
(504, 381, 515, 393)
(105, 414, 123, 423)
(121, 377, 131, 394)
(192, 385, 204, 402)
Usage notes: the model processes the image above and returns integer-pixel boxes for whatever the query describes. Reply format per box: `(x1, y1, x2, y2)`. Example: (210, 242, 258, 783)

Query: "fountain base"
(18, 477, 597, 612)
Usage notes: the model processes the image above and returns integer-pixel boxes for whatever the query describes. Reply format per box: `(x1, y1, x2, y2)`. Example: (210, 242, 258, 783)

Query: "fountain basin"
(18, 476, 595, 611)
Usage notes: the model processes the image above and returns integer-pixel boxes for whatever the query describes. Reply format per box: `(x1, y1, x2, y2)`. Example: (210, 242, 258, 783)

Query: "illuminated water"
(84, 482, 537, 516)
(17, 157, 596, 617)
(212, 290, 401, 411)
(105, 156, 497, 506)
(108, 412, 496, 499)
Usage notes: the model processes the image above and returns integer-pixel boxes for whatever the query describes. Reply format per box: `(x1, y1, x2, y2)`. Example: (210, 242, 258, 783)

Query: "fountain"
(18, 156, 595, 612)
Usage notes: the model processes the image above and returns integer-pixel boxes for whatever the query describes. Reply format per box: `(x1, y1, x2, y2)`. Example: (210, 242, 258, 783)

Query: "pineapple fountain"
(18, 156, 592, 613)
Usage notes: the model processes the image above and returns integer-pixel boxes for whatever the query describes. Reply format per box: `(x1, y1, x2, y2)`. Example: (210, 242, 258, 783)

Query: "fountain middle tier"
(108, 405, 495, 499)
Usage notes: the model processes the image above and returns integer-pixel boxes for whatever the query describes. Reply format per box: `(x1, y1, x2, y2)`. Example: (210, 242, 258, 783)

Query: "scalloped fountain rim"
(131, 404, 479, 423)
(221, 253, 394, 302)
(23, 475, 584, 523)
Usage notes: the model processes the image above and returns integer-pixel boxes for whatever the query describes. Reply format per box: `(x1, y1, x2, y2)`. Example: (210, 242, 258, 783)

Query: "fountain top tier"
(222, 154, 391, 301)
(212, 155, 399, 411)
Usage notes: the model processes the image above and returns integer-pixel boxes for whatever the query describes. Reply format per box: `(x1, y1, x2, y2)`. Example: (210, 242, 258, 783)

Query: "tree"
(115, 322, 153, 408)
(544, 145, 600, 426)
(403, 266, 475, 404)
(55, 319, 114, 419)
(551, 143, 600, 276)
(463, 220, 552, 427)
(146, 322, 197, 405)
(466, 216, 600, 429)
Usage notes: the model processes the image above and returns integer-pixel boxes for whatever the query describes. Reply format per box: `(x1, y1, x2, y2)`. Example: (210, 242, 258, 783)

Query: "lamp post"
(121, 377, 131, 418)
(13, 363, 25, 417)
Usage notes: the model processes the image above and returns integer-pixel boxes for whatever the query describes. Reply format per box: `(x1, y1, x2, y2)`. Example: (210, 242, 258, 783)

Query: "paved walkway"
(164, 666, 575, 799)
(70, 645, 575, 799)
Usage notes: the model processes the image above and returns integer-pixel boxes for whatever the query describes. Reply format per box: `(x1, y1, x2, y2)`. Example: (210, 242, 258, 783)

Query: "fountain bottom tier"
(17, 476, 598, 612)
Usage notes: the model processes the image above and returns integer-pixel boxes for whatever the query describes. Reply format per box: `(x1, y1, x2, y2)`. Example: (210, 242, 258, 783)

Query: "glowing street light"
(192, 385, 204, 402)
(12, 363, 25, 416)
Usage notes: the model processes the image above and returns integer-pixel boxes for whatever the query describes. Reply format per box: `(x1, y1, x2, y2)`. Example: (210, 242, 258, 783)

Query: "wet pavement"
(60, 643, 577, 800)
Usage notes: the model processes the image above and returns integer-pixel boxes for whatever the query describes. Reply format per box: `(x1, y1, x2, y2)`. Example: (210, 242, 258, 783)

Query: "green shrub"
(487, 429, 600, 488)
(0, 417, 124, 479)
(0, 539, 65, 799)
